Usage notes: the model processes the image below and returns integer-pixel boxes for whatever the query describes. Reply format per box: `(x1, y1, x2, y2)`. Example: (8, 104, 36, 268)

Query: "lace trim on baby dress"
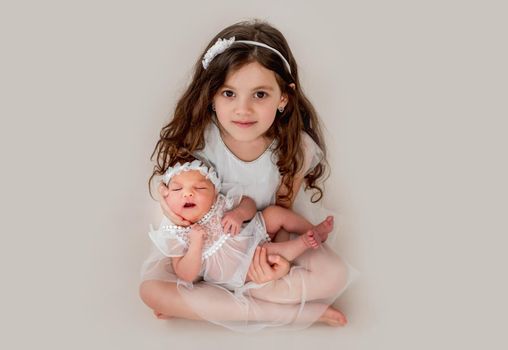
(159, 201, 218, 245)
(159, 195, 259, 260)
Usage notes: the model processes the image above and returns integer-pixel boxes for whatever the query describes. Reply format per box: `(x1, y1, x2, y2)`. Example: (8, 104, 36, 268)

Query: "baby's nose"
(183, 190, 194, 197)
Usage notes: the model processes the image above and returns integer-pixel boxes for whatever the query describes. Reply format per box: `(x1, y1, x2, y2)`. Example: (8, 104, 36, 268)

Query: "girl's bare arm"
(276, 174, 304, 209)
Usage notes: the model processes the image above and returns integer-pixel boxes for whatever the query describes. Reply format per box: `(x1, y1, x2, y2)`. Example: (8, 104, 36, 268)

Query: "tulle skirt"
(141, 190, 356, 332)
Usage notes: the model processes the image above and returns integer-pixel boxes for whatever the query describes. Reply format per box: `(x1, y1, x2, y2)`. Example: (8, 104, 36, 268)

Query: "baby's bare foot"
(301, 229, 320, 249)
(312, 216, 334, 243)
(153, 310, 172, 320)
(318, 306, 347, 326)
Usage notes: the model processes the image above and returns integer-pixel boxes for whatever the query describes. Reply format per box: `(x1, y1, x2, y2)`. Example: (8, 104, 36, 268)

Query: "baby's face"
(165, 170, 216, 224)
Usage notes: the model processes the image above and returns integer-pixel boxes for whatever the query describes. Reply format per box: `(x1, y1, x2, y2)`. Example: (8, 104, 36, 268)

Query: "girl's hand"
(221, 210, 243, 235)
(158, 182, 191, 226)
(247, 247, 290, 284)
(188, 224, 206, 243)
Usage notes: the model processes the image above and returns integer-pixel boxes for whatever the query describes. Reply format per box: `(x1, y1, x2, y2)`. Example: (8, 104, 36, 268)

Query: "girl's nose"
(234, 96, 252, 116)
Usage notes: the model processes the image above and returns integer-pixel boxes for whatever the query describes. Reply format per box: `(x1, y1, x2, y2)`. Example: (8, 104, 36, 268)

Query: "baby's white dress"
(148, 192, 270, 291)
(141, 121, 354, 332)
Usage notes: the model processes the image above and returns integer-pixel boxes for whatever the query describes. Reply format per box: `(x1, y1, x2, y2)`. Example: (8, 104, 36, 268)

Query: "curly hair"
(150, 20, 328, 205)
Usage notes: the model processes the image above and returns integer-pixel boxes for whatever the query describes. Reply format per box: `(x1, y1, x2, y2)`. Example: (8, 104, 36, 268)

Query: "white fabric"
(195, 123, 282, 210)
(148, 192, 270, 290)
(141, 122, 354, 332)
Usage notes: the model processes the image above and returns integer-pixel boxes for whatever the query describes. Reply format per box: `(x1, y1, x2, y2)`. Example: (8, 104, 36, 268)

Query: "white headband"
(162, 160, 221, 192)
(202, 36, 292, 74)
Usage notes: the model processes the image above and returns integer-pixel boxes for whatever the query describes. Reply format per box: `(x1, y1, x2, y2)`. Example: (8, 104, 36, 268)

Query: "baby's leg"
(260, 230, 320, 262)
(262, 205, 334, 243)
(262, 205, 312, 238)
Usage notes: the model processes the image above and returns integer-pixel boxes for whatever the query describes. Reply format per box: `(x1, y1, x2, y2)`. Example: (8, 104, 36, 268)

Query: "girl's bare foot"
(301, 229, 320, 249)
(318, 306, 347, 326)
(153, 310, 172, 320)
(312, 216, 334, 243)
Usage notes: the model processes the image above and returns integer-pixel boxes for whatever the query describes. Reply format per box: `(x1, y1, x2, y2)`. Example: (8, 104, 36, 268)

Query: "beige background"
(1, 0, 507, 349)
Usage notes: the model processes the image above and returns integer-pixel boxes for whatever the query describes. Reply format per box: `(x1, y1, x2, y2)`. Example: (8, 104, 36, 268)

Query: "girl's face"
(165, 170, 216, 224)
(213, 61, 288, 143)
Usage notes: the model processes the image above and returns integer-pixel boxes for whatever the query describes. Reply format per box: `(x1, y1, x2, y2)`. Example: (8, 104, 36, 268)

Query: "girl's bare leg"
(139, 280, 202, 320)
(139, 243, 351, 327)
(247, 244, 350, 304)
(319, 306, 348, 326)
(139, 280, 345, 326)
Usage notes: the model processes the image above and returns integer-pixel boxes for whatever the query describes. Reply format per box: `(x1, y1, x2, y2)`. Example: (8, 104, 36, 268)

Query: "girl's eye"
(254, 91, 268, 99)
(222, 90, 235, 98)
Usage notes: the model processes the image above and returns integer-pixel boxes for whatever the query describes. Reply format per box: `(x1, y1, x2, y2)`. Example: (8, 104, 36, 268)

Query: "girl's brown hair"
(150, 19, 328, 205)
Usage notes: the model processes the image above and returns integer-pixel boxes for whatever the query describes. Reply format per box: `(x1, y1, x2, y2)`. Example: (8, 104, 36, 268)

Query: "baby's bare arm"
(222, 196, 257, 235)
(171, 226, 205, 282)
(232, 196, 257, 220)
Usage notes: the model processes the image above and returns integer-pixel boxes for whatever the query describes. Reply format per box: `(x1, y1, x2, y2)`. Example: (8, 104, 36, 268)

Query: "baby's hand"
(221, 210, 244, 236)
(188, 224, 206, 244)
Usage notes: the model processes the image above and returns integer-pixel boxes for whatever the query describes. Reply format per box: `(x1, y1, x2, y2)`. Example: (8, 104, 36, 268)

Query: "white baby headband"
(202, 36, 292, 74)
(162, 160, 221, 192)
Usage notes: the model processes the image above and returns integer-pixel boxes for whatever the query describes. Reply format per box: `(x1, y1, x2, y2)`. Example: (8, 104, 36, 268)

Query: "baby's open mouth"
(183, 202, 196, 208)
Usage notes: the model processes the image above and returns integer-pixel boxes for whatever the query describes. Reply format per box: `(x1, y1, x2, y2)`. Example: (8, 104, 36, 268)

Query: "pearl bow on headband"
(201, 36, 292, 74)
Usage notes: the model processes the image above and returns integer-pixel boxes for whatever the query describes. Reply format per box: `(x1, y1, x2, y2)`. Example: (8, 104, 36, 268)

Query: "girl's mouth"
(233, 121, 256, 128)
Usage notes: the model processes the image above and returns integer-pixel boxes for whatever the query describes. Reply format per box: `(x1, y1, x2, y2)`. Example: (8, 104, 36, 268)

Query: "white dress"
(141, 121, 354, 332)
(148, 192, 271, 291)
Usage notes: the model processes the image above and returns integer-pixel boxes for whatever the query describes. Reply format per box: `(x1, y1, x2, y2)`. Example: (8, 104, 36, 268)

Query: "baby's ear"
(159, 182, 169, 197)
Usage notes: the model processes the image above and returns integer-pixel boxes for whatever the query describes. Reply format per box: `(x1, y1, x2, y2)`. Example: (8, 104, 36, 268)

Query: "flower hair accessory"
(202, 37, 236, 70)
(202, 36, 292, 74)
(162, 160, 221, 192)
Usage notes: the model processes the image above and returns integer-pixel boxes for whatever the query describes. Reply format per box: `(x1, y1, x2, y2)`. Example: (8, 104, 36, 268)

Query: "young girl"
(150, 158, 334, 291)
(140, 19, 353, 331)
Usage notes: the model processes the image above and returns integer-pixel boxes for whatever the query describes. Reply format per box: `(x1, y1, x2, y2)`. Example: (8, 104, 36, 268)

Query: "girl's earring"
(278, 106, 284, 113)
(212, 104, 216, 111)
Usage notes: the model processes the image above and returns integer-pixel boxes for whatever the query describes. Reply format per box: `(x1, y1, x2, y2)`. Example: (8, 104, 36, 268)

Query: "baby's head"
(162, 159, 220, 224)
